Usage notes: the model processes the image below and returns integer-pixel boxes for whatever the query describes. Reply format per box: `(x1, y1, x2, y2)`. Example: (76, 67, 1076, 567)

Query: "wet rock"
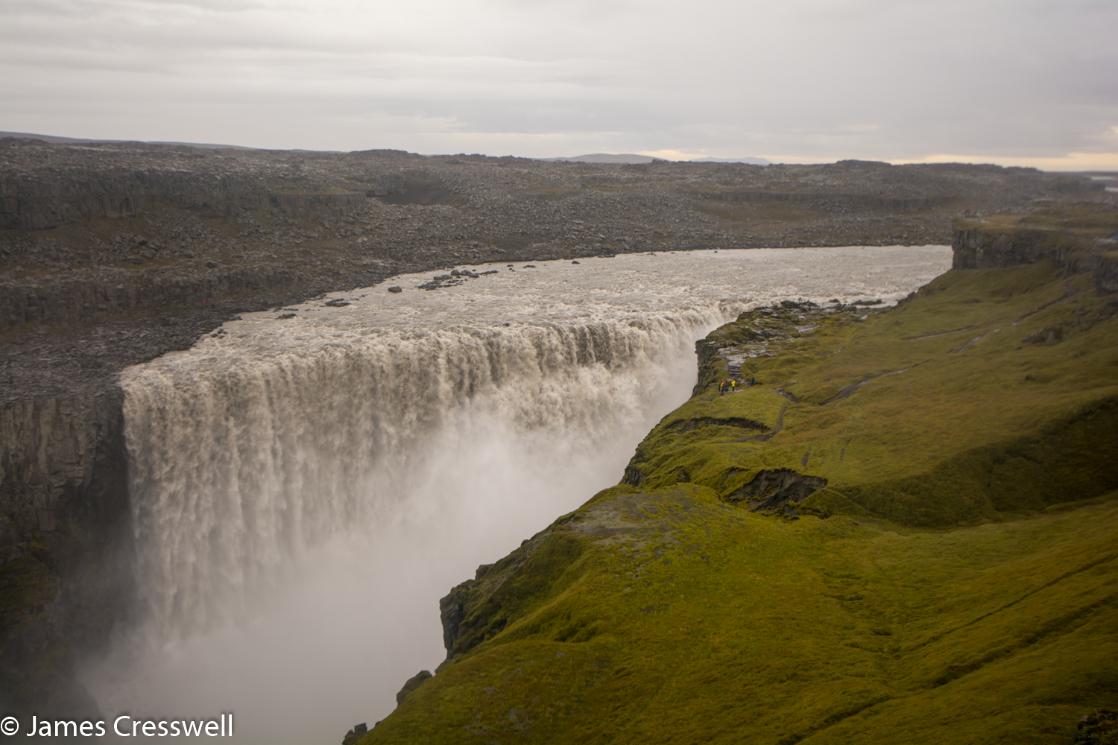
(323, 298, 351, 307)
(417, 276, 465, 290)
(387, 285, 403, 293)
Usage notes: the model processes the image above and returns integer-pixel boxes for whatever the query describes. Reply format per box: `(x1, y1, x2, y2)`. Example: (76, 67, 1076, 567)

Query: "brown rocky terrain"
(0, 134, 1112, 718)
(0, 138, 1103, 399)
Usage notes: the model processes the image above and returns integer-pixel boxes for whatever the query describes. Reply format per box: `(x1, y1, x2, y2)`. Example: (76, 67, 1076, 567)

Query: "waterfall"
(89, 246, 953, 744)
(121, 310, 737, 637)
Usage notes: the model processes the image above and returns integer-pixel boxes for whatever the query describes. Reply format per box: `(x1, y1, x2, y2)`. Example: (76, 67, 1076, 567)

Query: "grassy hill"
(357, 206, 1118, 745)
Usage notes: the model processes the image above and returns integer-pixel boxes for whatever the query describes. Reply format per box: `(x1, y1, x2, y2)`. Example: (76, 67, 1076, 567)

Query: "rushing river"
(83, 246, 951, 743)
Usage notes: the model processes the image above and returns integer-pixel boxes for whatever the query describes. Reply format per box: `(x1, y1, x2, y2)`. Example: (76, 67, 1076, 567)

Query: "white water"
(85, 246, 950, 743)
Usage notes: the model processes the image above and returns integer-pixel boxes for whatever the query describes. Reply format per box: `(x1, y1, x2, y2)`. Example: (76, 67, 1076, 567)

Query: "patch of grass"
(366, 493, 1118, 744)
(961, 203, 1118, 236)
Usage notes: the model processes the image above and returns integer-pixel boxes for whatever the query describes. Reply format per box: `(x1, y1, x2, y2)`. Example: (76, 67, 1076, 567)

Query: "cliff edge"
(359, 206, 1118, 744)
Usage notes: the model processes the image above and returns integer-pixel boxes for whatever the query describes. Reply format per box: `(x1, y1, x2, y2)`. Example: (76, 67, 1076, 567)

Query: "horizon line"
(2, 130, 1116, 174)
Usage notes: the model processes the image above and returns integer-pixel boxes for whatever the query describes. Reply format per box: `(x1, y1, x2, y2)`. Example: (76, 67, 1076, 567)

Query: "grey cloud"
(1, 0, 1116, 165)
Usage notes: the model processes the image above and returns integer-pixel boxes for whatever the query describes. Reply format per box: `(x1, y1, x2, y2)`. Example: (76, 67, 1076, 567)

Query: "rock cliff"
(953, 206, 1118, 293)
(0, 389, 131, 716)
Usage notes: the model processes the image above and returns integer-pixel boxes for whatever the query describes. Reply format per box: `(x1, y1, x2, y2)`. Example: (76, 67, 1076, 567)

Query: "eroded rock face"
(0, 388, 133, 718)
(341, 722, 368, 745)
(440, 529, 584, 659)
(951, 226, 1083, 270)
(1075, 710, 1118, 745)
(725, 469, 828, 512)
(952, 209, 1118, 302)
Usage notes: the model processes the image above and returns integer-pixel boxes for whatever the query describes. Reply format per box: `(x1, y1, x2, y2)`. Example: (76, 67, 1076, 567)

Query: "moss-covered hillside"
(358, 208, 1118, 745)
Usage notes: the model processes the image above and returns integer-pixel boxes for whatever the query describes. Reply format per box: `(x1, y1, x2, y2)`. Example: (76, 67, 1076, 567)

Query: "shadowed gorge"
(359, 208, 1118, 745)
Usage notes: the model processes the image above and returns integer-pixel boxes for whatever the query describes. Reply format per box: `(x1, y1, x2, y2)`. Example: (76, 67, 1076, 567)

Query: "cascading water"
(124, 312, 733, 636)
(84, 246, 952, 743)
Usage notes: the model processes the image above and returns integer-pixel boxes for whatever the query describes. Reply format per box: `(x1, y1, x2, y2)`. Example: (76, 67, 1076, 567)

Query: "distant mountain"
(688, 156, 770, 165)
(0, 131, 257, 151)
(0, 131, 94, 144)
(1, 135, 772, 165)
(545, 153, 771, 165)
(547, 153, 662, 164)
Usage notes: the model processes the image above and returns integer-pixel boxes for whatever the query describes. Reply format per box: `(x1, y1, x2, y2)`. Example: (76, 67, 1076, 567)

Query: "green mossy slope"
(361, 216, 1118, 745)
(630, 262, 1118, 526)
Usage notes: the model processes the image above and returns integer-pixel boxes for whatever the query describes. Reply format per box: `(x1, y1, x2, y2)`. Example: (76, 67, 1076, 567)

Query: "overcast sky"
(2, 0, 1116, 169)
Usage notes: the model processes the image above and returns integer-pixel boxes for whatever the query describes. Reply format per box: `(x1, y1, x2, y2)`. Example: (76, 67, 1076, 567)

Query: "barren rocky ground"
(0, 137, 1106, 403)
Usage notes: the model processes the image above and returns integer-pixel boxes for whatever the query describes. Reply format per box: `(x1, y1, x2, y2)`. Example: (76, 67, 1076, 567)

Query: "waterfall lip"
(120, 245, 951, 380)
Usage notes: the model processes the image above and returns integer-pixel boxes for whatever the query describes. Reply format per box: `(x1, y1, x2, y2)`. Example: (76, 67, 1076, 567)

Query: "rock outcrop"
(395, 671, 432, 706)
(725, 468, 828, 512)
(0, 389, 132, 717)
(952, 204, 1118, 294)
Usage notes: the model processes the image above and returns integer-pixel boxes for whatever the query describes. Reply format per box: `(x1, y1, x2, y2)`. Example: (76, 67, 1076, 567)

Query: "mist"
(78, 248, 950, 743)
(84, 352, 703, 743)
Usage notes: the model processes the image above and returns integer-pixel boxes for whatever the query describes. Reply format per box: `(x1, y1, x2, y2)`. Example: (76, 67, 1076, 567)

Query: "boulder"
(395, 670, 433, 706)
